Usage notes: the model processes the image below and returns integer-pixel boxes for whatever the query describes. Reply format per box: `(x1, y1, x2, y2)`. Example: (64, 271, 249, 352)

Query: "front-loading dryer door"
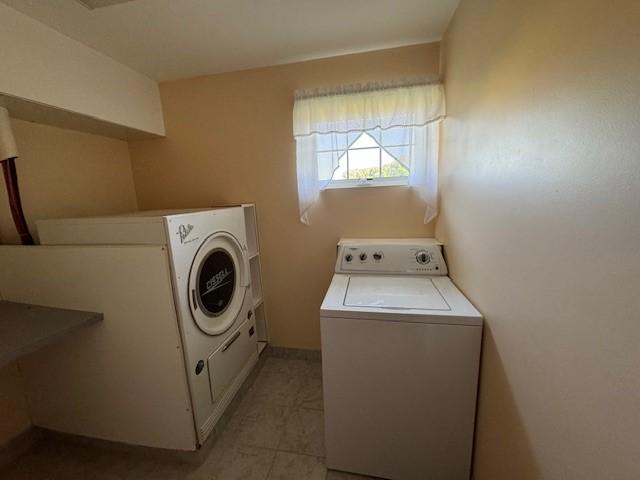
(189, 231, 249, 335)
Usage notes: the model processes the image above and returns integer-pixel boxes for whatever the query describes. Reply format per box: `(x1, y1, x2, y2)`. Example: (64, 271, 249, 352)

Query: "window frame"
(325, 176, 409, 189)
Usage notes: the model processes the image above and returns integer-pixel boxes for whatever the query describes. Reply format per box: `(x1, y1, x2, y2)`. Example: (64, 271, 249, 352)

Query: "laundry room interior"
(0, 1, 638, 479)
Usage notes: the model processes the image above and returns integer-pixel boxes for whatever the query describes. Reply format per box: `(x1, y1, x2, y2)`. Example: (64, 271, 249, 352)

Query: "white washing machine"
(321, 239, 483, 480)
(37, 208, 258, 445)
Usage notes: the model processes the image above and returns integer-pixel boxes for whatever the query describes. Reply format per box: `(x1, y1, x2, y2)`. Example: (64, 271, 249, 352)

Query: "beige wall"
(0, 119, 138, 244)
(0, 118, 138, 445)
(129, 43, 439, 349)
(438, 1, 640, 478)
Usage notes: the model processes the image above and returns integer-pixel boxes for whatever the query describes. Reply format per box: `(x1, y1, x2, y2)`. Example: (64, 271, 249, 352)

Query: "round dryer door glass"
(189, 232, 248, 336)
(196, 249, 236, 316)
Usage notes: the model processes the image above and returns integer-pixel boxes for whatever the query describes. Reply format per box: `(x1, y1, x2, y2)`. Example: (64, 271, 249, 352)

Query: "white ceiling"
(2, 0, 459, 82)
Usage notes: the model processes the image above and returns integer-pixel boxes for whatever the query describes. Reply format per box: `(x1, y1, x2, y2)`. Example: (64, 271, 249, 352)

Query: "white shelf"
(254, 302, 268, 342)
(249, 255, 263, 310)
(243, 203, 269, 343)
(253, 296, 263, 310)
(243, 205, 258, 257)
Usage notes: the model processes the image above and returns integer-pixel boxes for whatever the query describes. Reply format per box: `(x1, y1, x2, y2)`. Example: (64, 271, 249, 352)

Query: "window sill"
(324, 177, 409, 190)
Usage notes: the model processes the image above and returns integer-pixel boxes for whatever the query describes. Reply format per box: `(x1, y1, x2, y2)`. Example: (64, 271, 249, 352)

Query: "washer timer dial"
(415, 250, 430, 265)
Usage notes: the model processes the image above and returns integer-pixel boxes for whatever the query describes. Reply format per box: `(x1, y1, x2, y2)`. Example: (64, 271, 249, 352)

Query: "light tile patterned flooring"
(1, 356, 377, 480)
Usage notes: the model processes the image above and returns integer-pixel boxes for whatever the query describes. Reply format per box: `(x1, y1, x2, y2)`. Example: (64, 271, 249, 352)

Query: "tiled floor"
(1, 356, 377, 480)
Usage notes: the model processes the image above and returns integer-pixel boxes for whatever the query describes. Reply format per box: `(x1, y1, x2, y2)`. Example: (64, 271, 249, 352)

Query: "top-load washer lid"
(321, 274, 483, 326)
(344, 276, 450, 311)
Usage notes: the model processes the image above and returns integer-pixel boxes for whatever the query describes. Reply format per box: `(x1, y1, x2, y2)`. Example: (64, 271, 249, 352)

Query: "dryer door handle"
(222, 330, 241, 352)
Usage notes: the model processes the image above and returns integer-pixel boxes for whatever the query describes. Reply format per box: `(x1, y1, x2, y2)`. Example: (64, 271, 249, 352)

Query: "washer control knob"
(373, 252, 383, 261)
(416, 250, 430, 264)
(359, 252, 368, 261)
(345, 254, 353, 262)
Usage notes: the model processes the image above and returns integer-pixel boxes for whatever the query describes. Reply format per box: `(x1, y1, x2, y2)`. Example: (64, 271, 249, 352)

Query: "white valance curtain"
(293, 81, 446, 225)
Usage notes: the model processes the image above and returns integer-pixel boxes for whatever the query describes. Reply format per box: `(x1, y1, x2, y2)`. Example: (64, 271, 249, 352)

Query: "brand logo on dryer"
(203, 268, 232, 296)
(177, 224, 195, 244)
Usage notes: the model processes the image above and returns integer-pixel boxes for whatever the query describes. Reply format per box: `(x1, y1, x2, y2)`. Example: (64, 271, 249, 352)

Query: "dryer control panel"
(335, 238, 448, 275)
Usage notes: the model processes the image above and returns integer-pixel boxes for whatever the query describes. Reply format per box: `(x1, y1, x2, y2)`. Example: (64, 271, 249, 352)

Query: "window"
(293, 82, 445, 225)
(317, 127, 412, 188)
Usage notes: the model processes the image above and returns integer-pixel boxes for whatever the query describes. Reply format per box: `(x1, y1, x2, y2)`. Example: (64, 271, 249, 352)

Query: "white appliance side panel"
(38, 217, 167, 245)
(0, 245, 196, 451)
(321, 316, 482, 480)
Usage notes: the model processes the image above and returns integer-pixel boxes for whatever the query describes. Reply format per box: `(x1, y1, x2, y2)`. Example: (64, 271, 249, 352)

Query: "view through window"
(316, 126, 412, 187)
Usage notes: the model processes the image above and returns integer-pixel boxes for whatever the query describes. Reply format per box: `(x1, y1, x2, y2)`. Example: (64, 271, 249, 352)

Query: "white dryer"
(38, 208, 258, 445)
(321, 239, 483, 480)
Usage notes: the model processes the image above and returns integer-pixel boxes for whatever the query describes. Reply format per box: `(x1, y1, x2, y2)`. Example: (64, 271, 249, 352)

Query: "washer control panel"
(336, 238, 448, 275)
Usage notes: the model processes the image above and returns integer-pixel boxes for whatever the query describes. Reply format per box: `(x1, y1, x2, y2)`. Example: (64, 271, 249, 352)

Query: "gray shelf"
(0, 301, 103, 368)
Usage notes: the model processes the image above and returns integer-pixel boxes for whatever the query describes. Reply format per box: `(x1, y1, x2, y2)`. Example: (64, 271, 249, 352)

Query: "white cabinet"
(0, 4, 164, 139)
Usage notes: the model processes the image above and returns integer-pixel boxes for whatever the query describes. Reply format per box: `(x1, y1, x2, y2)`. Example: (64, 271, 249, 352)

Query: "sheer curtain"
(293, 81, 445, 225)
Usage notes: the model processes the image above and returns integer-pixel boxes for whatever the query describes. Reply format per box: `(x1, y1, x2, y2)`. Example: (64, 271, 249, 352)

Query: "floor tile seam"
(272, 447, 326, 460)
(297, 405, 324, 412)
(234, 443, 325, 460)
(231, 399, 298, 425)
(274, 393, 307, 447)
(262, 445, 279, 480)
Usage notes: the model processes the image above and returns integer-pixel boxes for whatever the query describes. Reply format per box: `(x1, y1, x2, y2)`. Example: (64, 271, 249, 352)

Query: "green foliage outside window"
(342, 161, 409, 179)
